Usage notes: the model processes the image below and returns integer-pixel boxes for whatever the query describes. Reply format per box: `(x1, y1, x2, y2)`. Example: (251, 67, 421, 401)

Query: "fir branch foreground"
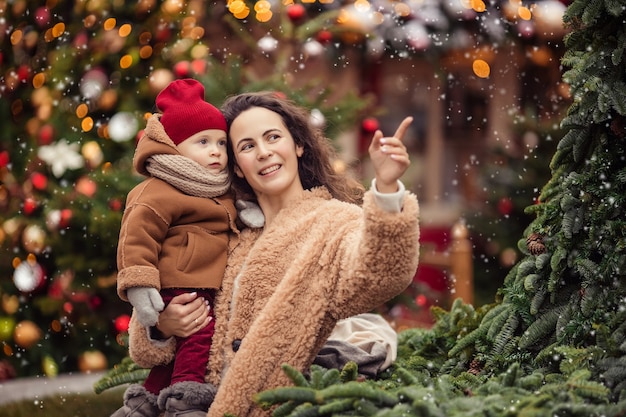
(97, 1, 626, 415)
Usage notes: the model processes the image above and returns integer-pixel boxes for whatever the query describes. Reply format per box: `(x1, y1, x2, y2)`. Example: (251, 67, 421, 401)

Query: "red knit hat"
(156, 78, 227, 145)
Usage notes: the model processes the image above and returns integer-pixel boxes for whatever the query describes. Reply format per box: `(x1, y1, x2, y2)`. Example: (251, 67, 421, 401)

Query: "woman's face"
(229, 107, 304, 202)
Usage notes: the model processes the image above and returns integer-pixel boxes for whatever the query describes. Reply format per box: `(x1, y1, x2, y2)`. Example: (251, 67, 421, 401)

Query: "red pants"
(143, 288, 215, 394)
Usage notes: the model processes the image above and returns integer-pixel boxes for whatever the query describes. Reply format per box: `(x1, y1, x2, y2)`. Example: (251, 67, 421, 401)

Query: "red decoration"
(415, 294, 428, 307)
(31, 172, 48, 190)
(190, 59, 206, 75)
(114, 314, 131, 333)
(23, 198, 38, 215)
(59, 208, 73, 228)
(72, 31, 88, 49)
(17, 65, 31, 82)
(0, 151, 9, 168)
(497, 197, 513, 216)
(38, 124, 55, 145)
(316, 30, 333, 44)
(34, 7, 51, 28)
(174, 61, 191, 78)
(63, 301, 74, 314)
(89, 295, 102, 309)
(108, 198, 123, 212)
(75, 177, 97, 197)
(362, 117, 379, 133)
(287, 4, 306, 21)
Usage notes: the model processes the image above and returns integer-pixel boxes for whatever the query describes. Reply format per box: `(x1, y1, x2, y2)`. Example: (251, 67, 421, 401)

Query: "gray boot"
(110, 384, 159, 417)
(157, 381, 217, 417)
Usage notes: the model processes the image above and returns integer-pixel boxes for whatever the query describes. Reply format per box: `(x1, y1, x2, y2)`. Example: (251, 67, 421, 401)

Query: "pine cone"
(526, 233, 546, 255)
(468, 358, 482, 375)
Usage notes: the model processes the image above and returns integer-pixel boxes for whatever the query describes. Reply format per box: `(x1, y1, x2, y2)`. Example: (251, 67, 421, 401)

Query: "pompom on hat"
(156, 78, 227, 145)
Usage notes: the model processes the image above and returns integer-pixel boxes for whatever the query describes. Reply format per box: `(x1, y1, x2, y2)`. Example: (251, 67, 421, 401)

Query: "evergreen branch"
(490, 313, 520, 358)
(567, 369, 610, 402)
(530, 288, 547, 316)
(282, 363, 310, 387)
(317, 398, 354, 415)
(320, 368, 340, 388)
(272, 401, 298, 417)
(339, 361, 358, 383)
(487, 305, 514, 341)
(254, 387, 317, 408)
(93, 368, 150, 394)
(524, 274, 541, 292)
(519, 306, 565, 350)
(447, 324, 488, 358)
(534, 253, 551, 271)
(318, 382, 398, 406)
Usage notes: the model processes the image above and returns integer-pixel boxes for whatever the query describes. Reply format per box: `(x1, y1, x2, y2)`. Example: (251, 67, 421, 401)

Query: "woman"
(128, 92, 420, 417)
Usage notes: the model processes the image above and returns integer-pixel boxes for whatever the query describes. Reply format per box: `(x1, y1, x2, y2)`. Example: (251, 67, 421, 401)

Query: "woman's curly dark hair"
(221, 92, 364, 205)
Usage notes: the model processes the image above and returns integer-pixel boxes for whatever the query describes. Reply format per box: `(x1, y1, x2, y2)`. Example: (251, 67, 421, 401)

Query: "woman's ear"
(296, 145, 304, 157)
(234, 164, 244, 178)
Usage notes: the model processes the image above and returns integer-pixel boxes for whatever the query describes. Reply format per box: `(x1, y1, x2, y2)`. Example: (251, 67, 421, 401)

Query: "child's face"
(177, 129, 228, 174)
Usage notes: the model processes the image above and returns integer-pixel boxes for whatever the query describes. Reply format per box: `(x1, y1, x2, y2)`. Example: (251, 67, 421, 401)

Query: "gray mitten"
(127, 287, 164, 327)
(236, 199, 265, 228)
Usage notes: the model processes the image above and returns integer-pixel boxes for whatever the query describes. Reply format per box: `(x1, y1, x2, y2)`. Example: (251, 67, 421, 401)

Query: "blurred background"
(0, 0, 571, 379)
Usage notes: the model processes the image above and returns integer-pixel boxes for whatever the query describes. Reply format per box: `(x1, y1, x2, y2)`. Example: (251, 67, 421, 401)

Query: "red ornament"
(497, 197, 513, 216)
(362, 117, 379, 133)
(190, 59, 206, 75)
(316, 30, 333, 44)
(38, 124, 55, 145)
(23, 198, 38, 215)
(34, 7, 51, 28)
(108, 198, 123, 212)
(415, 294, 428, 307)
(59, 208, 73, 228)
(73, 31, 89, 49)
(114, 314, 131, 333)
(173, 61, 191, 78)
(17, 65, 31, 82)
(287, 4, 306, 21)
(63, 301, 73, 314)
(89, 295, 102, 309)
(31, 172, 48, 190)
(75, 177, 97, 197)
(155, 23, 172, 42)
(0, 151, 9, 168)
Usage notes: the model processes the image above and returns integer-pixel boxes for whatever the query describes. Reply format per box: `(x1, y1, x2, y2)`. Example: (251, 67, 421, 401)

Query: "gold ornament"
(81, 141, 104, 167)
(78, 350, 108, 373)
(22, 224, 46, 254)
(14, 320, 43, 349)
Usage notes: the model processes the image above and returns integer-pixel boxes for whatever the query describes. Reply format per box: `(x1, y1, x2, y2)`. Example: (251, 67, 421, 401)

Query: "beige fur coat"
(129, 186, 420, 417)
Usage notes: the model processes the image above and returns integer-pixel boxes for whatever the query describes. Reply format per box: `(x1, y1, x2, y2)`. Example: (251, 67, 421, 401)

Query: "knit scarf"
(146, 154, 231, 198)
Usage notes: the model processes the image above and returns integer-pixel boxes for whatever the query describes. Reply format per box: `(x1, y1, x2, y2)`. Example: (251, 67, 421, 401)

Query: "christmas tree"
(249, 0, 626, 415)
(0, 0, 372, 378)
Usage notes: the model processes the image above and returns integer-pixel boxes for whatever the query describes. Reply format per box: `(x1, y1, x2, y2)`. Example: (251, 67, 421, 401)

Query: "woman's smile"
(259, 164, 281, 175)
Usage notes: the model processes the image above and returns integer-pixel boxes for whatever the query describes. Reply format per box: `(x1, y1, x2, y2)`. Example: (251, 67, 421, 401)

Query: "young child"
(112, 79, 238, 417)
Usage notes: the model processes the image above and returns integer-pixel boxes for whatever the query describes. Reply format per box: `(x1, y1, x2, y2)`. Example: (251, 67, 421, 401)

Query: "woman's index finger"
(393, 116, 413, 141)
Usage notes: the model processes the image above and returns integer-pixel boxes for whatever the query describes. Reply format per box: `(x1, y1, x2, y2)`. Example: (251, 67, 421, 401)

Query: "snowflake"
(37, 139, 85, 177)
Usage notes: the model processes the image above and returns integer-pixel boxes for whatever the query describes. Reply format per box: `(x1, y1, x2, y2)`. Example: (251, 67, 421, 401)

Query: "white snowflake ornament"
(37, 139, 85, 177)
